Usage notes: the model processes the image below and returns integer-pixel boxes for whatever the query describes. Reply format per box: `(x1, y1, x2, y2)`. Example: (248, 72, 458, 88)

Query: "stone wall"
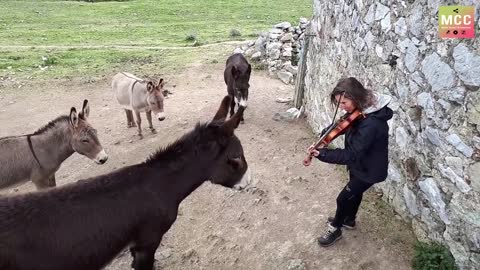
(235, 18, 310, 84)
(302, 0, 480, 269)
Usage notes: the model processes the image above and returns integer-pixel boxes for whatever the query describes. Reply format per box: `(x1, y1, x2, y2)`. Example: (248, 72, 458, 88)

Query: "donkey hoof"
(138, 134, 144, 139)
(150, 128, 157, 134)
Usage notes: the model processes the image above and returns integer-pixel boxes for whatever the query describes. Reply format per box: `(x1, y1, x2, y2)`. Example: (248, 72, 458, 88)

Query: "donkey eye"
(82, 139, 89, 143)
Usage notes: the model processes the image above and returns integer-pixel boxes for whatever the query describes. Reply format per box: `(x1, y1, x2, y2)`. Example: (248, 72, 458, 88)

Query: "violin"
(303, 109, 365, 166)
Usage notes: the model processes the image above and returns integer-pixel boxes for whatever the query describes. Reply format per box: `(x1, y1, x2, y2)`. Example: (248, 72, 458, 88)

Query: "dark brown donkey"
(0, 95, 250, 270)
(224, 53, 251, 122)
(0, 99, 108, 190)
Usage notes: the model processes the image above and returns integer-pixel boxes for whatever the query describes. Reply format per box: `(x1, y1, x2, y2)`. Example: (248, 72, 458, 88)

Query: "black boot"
(318, 224, 342, 247)
(327, 216, 356, 230)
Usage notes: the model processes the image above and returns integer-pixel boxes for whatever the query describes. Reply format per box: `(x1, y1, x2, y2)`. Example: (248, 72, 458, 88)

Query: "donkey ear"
(69, 107, 79, 128)
(147, 82, 154, 92)
(158, 78, 165, 88)
(220, 105, 245, 136)
(212, 95, 231, 122)
(81, 99, 90, 119)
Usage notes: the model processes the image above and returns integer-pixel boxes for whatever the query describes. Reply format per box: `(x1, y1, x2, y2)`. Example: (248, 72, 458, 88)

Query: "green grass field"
(0, 0, 312, 79)
(1, 46, 235, 79)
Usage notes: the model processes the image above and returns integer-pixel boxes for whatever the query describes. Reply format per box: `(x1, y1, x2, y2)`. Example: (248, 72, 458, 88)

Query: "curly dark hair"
(330, 77, 375, 111)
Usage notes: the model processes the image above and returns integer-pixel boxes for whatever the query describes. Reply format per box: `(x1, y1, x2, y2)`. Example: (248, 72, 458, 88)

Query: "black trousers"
(331, 175, 374, 228)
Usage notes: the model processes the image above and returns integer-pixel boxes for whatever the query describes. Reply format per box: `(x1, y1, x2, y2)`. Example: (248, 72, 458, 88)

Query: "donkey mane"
(144, 121, 223, 166)
(31, 115, 70, 135)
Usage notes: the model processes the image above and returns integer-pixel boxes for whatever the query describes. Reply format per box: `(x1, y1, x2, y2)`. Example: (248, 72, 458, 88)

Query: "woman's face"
(335, 94, 356, 113)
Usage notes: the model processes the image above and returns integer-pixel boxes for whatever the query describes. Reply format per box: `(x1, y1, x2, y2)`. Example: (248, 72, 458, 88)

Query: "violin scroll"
(303, 155, 313, 166)
(303, 144, 317, 166)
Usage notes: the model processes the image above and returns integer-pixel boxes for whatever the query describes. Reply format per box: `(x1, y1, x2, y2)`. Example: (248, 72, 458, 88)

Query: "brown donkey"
(0, 99, 108, 190)
(0, 95, 250, 270)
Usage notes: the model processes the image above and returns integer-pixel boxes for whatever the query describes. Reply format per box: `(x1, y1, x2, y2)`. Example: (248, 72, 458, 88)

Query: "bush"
(42, 56, 58, 66)
(185, 33, 197, 42)
(412, 241, 457, 270)
(7, 56, 22, 61)
(229, 29, 242, 37)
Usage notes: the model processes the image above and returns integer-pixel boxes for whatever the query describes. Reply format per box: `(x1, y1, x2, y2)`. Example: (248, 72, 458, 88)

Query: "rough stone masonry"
(301, 0, 480, 269)
(234, 18, 310, 85)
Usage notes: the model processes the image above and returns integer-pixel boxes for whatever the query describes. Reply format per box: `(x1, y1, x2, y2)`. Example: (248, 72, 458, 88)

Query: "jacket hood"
(363, 93, 393, 121)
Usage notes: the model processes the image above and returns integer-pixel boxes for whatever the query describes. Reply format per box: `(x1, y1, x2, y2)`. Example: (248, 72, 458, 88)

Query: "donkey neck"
(143, 123, 226, 204)
(29, 122, 74, 170)
(172, 159, 215, 204)
(146, 148, 218, 205)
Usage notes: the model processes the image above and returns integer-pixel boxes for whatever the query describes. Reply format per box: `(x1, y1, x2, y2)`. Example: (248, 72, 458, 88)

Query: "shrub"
(412, 241, 456, 270)
(229, 29, 242, 37)
(185, 33, 197, 42)
(42, 56, 58, 66)
(8, 56, 22, 61)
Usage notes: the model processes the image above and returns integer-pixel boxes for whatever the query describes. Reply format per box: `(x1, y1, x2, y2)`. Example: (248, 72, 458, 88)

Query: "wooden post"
(293, 33, 311, 109)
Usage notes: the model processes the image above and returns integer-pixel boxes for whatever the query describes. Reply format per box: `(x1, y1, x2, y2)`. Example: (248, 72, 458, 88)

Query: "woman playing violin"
(308, 77, 393, 247)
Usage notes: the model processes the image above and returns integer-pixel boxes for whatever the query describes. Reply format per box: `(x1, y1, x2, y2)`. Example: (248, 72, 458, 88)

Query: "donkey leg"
(240, 104, 245, 124)
(131, 247, 156, 270)
(145, 111, 156, 134)
(134, 110, 143, 139)
(125, 109, 135, 128)
(124, 109, 131, 128)
(32, 175, 54, 190)
(47, 174, 56, 187)
(129, 110, 137, 127)
(130, 237, 162, 270)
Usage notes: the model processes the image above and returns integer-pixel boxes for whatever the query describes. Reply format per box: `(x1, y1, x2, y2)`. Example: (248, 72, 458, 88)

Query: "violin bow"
(311, 92, 344, 149)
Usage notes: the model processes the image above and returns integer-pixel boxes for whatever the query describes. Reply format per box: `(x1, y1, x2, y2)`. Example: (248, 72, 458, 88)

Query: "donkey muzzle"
(94, 149, 108, 164)
(233, 167, 252, 190)
(234, 96, 248, 108)
(156, 112, 166, 121)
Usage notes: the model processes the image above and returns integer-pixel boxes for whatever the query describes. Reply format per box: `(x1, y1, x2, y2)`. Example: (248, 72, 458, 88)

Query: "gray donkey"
(112, 72, 167, 139)
(0, 100, 108, 190)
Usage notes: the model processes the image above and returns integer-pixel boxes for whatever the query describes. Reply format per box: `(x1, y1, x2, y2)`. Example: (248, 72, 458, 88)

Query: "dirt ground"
(0, 60, 416, 269)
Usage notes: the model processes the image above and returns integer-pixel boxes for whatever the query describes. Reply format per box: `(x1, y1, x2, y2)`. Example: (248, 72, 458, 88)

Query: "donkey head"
(231, 64, 251, 104)
(69, 100, 108, 164)
(146, 79, 166, 121)
(208, 95, 250, 190)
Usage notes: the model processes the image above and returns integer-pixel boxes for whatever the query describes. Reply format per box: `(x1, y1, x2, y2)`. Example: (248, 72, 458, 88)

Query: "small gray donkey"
(0, 100, 108, 190)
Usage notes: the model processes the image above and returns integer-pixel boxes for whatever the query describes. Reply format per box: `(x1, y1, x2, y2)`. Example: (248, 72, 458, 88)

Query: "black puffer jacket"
(316, 105, 393, 183)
